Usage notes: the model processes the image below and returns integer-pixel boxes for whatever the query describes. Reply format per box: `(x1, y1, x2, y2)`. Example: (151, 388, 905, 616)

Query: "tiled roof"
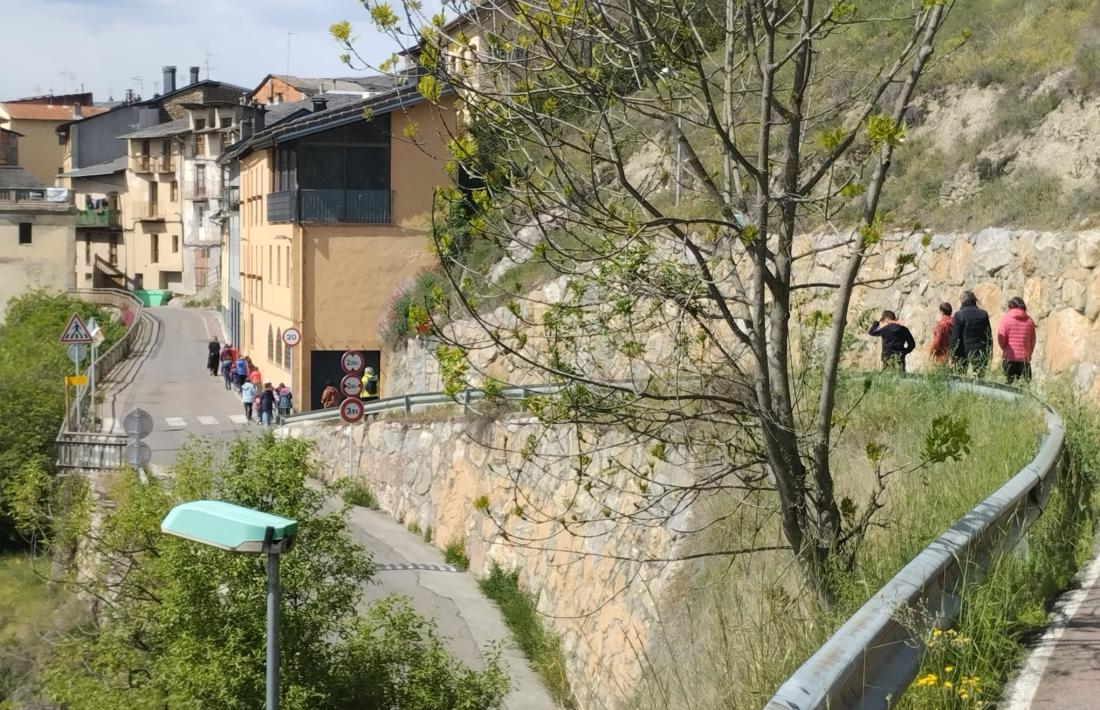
(0, 166, 45, 189)
(117, 118, 190, 140)
(63, 156, 128, 178)
(1, 103, 109, 121)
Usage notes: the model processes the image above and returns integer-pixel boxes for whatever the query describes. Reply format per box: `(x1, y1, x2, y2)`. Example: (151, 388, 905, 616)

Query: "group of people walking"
(868, 290, 1037, 383)
(207, 338, 295, 425)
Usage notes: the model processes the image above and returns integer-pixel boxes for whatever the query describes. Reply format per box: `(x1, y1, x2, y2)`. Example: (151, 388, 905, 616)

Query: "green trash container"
(134, 289, 173, 307)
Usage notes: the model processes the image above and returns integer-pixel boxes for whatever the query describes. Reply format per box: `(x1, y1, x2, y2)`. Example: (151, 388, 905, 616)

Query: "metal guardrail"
(282, 383, 564, 424)
(56, 288, 148, 469)
(765, 378, 1066, 710)
(287, 375, 1066, 709)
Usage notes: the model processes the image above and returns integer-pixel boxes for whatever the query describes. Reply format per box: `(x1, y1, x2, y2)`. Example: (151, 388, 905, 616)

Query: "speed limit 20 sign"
(282, 327, 302, 348)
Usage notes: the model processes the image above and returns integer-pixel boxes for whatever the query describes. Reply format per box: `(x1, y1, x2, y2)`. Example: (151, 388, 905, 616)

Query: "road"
(100, 306, 246, 465)
(98, 306, 559, 709)
(1004, 545, 1100, 709)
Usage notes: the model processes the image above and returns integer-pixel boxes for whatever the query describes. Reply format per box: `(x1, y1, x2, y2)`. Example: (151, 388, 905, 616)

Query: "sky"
(0, 0, 413, 102)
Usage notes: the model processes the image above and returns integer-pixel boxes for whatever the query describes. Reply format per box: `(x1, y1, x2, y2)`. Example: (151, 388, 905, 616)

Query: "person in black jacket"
(868, 310, 916, 371)
(950, 290, 992, 375)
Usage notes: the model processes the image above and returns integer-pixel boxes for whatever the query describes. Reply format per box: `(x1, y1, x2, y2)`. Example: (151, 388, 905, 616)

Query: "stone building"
(0, 159, 76, 317)
(0, 92, 108, 185)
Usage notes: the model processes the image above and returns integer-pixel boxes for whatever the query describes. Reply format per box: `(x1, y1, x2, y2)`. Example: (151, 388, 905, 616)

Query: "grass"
(631, 374, 1048, 710)
(406, 521, 421, 535)
(896, 381, 1100, 709)
(340, 478, 379, 510)
(443, 538, 470, 571)
(479, 563, 576, 708)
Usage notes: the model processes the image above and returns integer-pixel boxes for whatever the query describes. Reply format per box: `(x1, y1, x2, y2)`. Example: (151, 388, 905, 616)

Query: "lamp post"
(160, 500, 298, 710)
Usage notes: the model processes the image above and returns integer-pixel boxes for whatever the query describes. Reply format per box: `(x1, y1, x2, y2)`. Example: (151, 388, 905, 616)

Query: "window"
(172, 235, 179, 253)
(267, 325, 274, 361)
(194, 117, 206, 131)
(162, 139, 171, 157)
(285, 246, 291, 284)
(85, 237, 91, 264)
(141, 139, 150, 156)
(276, 247, 281, 286)
(149, 181, 158, 216)
(284, 341, 292, 370)
(195, 163, 206, 195)
(276, 329, 283, 366)
(170, 181, 178, 201)
(275, 92, 283, 104)
(267, 245, 272, 280)
(151, 234, 159, 263)
(18, 223, 32, 245)
(249, 314, 254, 348)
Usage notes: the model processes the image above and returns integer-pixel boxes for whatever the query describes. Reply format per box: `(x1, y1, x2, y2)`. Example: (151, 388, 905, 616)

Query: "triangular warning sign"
(59, 313, 94, 343)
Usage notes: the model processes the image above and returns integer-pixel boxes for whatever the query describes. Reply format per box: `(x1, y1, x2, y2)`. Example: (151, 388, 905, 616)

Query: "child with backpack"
(276, 383, 293, 424)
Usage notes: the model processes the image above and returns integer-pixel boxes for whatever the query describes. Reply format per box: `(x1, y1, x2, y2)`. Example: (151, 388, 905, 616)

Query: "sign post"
(60, 313, 93, 430)
(123, 408, 154, 472)
(282, 328, 302, 418)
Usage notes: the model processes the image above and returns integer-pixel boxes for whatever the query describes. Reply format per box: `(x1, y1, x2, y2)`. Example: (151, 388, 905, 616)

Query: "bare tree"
(336, 0, 955, 601)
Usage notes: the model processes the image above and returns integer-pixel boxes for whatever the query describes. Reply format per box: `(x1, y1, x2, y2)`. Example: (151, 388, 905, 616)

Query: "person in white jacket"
(240, 380, 257, 422)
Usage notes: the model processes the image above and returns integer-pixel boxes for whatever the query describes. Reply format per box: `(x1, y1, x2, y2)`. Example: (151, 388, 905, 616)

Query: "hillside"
(867, 0, 1100, 230)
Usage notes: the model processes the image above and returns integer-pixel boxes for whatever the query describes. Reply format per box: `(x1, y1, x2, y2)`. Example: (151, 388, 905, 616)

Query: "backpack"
(365, 375, 378, 396)
(278, 391, 292, 409)
(220, 349, 233, 362)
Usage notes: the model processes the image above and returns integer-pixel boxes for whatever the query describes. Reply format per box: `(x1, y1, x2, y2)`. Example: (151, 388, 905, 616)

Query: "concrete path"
(326, 494, 559, 710)
(99, 306, 250, 465)
(1003, 539, 1100, 709)
(98, 306, 558, 708)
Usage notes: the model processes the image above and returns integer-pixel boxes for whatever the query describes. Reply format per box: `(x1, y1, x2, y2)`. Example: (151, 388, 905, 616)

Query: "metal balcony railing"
(266, 189, 391, 224)
(76, 208, 121, 228)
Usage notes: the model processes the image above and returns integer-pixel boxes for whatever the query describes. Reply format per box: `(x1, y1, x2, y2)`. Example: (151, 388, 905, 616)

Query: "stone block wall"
(281, 414, 691, 710)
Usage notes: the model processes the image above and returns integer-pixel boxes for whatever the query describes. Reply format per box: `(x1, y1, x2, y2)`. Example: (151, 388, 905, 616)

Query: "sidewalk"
(1004, 540, 1100, 709)
(316, 487, 560, 710)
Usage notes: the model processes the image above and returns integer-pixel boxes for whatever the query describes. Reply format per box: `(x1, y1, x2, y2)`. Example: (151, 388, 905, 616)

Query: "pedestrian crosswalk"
(102, 414, 259, 432)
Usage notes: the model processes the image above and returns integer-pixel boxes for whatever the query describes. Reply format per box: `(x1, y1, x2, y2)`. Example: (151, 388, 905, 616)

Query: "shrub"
(443, 538, 470, 571)
(340, 478, 379, 509)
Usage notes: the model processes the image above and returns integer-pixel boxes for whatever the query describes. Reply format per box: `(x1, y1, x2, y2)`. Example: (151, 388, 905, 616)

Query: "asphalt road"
(99, 306, 251, 465)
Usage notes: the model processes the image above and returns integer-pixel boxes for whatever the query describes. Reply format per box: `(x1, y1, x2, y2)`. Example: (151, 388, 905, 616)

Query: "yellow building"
(226, 88, 454, 410)
(0, 165, 76, 318)
(0, 94, 107, 185)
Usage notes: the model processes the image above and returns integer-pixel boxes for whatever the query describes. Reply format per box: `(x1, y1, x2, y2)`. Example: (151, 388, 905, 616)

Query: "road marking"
(228, 414, 248, 425)
(375, 563, 462, 573)
(164, 417, 188, 428)
(1002, 545, 1100, 709)
(197, 416, 219, 426)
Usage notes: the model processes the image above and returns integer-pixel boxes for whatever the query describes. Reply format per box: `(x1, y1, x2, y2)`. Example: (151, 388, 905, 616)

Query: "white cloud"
(0, 0, 407, 102)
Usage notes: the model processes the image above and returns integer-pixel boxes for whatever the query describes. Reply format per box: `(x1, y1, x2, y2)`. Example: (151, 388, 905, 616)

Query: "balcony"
(266, 189, 391, 225)
(185, 181, 210, 199)
(76, 207, 120, 229)
(129, 155, 175, 173)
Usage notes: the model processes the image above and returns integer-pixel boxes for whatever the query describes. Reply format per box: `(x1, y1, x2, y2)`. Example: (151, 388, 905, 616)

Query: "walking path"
(1003, 538, 1100, 709)
(98, 306, 558, 709)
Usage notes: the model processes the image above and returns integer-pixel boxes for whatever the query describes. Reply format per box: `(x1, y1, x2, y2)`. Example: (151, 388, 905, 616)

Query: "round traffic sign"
(125, 440, 152, 466)
(68, 343, 88, 364)
(282, 327, 302, 348)
(340, 374, 363, 397)
(339, 397, 364, 424)
(340, 350, 365, 375)
(123, 408, 154, 439)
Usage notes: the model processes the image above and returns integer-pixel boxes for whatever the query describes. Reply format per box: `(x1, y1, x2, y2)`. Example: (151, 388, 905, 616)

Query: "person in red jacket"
(997, 296, 1037, 383)
(929, 302, 954, 365)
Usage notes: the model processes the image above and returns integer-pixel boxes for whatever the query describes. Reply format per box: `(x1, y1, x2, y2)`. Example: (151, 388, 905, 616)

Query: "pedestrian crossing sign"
(59, 313, 94, 343)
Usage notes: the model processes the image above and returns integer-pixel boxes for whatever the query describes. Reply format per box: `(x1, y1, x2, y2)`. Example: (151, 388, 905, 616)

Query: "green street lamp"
(161, 500, 298, 710)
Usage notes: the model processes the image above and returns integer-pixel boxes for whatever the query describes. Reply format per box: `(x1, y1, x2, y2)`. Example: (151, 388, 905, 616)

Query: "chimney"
(240, 118, 253, 142)
(73, 102, 82, 119)
(190, 66, 200, 84)
(254, 104, 266, 133)
(162, 65, 177, 94)
(311, 96, 328, 113)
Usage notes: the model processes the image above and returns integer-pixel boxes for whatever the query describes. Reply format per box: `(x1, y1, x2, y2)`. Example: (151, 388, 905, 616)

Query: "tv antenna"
(130, 75, 144, 96)
(59, 71, 76, 94)
(204, 43, 218, 79)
